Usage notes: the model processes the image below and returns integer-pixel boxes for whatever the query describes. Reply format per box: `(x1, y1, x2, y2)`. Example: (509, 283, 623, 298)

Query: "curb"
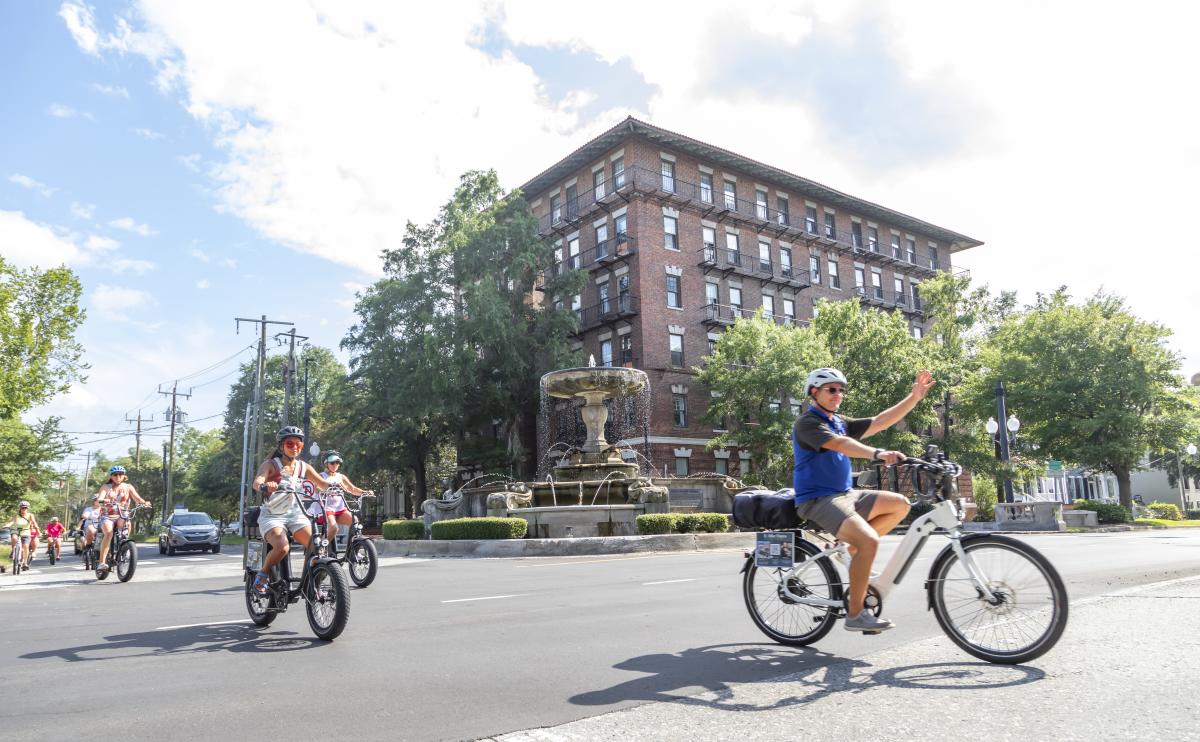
(373, 532, 756, 558)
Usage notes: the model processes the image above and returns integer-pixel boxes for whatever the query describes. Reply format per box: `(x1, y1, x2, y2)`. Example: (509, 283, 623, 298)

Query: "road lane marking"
(155, 619, 250, 631)
(518, 553, 700, 568)
(441, 594, 525, 604)
(643, 578, 697, 586)
(179, 557, 211, 561)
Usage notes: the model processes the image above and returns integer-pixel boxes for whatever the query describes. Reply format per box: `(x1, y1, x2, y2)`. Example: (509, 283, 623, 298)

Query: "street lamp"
(987, 379, 1022, 504)
(1181, 443, 1198, 510)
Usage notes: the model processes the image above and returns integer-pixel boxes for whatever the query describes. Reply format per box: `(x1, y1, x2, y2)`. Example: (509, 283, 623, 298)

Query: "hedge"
(636, 512, 730, 535)
(1187, 510, 1200, 521)
(430, 517, 528, 540)
(1072, 499, 1130, 524)
(1147, 502, 1183, 521)
(382, 519, 425, 540)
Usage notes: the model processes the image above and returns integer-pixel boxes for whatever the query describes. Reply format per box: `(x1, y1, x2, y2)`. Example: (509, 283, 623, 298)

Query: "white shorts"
(258, 502, 311, 535)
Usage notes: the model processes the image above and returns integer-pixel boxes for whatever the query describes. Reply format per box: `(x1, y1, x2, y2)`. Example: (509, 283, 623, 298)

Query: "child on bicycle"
(307, 451, 372, 548)
(45, 517, 65, 561)
(792, 368, 934, 633)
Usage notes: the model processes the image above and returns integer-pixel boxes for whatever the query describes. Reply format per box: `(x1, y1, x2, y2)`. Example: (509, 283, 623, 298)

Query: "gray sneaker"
(844, 610, 894, 633)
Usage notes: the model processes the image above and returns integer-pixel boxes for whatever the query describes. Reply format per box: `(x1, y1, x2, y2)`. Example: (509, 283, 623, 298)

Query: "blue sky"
(3, 1, 1198, 468)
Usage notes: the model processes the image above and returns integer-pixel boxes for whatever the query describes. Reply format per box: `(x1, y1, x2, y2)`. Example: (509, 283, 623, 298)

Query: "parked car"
(158, 510, 222, 555)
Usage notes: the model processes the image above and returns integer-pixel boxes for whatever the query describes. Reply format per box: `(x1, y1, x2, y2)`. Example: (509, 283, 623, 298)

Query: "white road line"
(155, 619, 250, 631)
(441, 594, 525, 604)
(518, 553, 695, 568)
(179, 557, 210, 562)
(643, 578, 697, 586)
(138, 561, 157, 565)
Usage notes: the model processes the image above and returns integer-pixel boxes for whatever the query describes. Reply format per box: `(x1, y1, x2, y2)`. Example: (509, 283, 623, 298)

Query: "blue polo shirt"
(792, 405, 872, 502)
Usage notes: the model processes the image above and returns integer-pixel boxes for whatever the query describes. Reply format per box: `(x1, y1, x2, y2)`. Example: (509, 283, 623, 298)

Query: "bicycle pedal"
(863, 630, 882, 636)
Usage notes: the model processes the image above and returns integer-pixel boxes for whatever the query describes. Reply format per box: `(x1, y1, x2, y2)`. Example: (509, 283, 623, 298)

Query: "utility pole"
(124, 410, 153, 469)
(236, 316, 293, 467)
(275, 327, 309, 426)
(159, 381, 193, 515)
(302, 358, 312, 461)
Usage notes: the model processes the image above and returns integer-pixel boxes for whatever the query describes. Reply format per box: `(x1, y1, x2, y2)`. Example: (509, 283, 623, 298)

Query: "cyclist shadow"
(20, 623, 324, 663)
(171, 584, 244, 597)
(570, 643, 1044, 712)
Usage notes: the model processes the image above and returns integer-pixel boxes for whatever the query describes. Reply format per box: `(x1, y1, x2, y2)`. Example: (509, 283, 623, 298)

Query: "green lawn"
(1134, 518, 1200, 527)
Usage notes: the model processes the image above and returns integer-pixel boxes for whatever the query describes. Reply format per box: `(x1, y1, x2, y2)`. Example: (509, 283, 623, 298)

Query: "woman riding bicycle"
(249, 426, 332, 595)
(3, 501, 39, 570)
(96, 465, 150, 578)
(44, 517, 65, 561)
(307, 451, 370, 547)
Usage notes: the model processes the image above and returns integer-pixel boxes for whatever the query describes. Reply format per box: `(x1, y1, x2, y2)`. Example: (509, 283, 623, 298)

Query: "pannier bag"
(731, 489, 800, 530)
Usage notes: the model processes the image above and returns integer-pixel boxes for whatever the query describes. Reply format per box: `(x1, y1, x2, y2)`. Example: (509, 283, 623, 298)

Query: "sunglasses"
(821, 386, 847, 395)
(281, 439, 304, 447)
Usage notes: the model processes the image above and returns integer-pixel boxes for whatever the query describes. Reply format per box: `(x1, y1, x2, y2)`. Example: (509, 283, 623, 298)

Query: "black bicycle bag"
(731, 489, 800, 530)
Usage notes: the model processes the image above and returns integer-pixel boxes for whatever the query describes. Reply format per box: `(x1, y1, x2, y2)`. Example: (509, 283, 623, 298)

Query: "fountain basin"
(541, 366, 648, 399)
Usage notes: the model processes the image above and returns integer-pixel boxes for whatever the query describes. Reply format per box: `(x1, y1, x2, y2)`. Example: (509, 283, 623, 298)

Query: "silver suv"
(158, 510, 222, 555)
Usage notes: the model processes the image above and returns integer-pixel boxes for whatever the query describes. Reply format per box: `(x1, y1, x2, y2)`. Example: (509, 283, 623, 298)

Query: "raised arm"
(303, 462, 330, 491)
(863, 370, 935, 438)
(336, 473, 365, 497)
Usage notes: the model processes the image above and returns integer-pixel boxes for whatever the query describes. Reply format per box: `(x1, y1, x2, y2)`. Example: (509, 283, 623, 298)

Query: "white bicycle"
(739, 446, 1068, 664)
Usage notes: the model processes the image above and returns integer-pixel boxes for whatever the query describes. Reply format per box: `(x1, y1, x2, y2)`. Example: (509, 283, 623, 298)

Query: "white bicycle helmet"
(805, 367, 847, 397)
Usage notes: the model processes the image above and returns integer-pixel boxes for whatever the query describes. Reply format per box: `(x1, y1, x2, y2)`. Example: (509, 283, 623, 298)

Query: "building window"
(851, 222, 863, 249)
(790, 401, 802, 417)
(565, 184, 577, 220)
(891, 234, 902, 259)
(550, 194, 561, 224)
(776, 196, 789, 226)
(664, 215, 678, 250)
(619, 335, 633, 366)
(669, 333, 684, 367)
(595, 223, 608, 260)
(714, 458, 728, 475)
(871, 270, 883, 299)
(707, 335, 718, 354)
(779, 247, 793, 277)
(615, 214, 627, 247)
(929, 245, 940, 270)
(912, 281, 921, 310)
(809, 253, 821, 283)
(568, 237, 580, 270)
(912, 325, 924, 339)
(673, 394, 688, 427)
(552, 240, 563, 273)
(618, 275, 630, 309)
(867, 226, 878, 253)
(824, 212, 837, 240)
(700, 172, 713, 203)
(571, 293, 582, 321)
(827, 258, 840, 289)
(593, 169, 605, 200)
(702, 226, 717, 262)
(599, 282, 610, 314)
(705, 281, 719, 307)
(758, 240, 772, 273)
(600, 338, 613, 366)
(666, 274, 682, 309)
(906, 238, 916, 263)
(762, 294, 775, 319)
(783, 298, 795, 323)
(613, 156, 625, 188)
(723, 180, 737, 210)
(729, 286, 743, 312)
(812, 296, 821, 317)
(805, 205, 817, 233)
(661, 159, 675, 192)
(894, 276, 905, 304)
(756, 189, 769, 220)
(854, 266, 866, 292)
(725, 232, 740, 265)
(675, 455, 689, 475)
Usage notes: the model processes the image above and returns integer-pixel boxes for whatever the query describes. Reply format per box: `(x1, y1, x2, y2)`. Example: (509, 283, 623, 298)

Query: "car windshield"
(171, 514, 213, 526)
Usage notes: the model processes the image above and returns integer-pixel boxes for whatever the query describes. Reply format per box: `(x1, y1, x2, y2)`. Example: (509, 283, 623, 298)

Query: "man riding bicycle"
(96, 466, 150, 578)
(792, 367, 934, 633)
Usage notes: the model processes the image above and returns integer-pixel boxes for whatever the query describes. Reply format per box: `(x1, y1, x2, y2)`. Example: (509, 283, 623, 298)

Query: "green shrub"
(430, 517, 528, 540)
(1187, 510, 1200, 521)
(1072, 499, 1130, 524)
(636, 514, 675, 535)
(1147, 502, 1183, 521)
(382, 519, 425, 540)
(971, 474, 997, 521)
(694, 513, 731, 533)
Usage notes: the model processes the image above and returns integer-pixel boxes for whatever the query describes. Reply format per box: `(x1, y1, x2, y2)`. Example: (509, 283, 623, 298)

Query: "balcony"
(536, 171, 637, 236)
(546, 236, 638, 280)
(571, 294, 640, 335)
(697, 246, 810, 290)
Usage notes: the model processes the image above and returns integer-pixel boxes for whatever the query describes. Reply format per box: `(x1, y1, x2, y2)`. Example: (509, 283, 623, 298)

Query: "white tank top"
(308, 471, 347, 515)
(265, 457, 306, 515)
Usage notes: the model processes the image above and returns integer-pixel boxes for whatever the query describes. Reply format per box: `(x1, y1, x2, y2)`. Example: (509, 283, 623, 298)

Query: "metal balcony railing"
(546, 236, 638, 279)
(571, 294, 640, 334)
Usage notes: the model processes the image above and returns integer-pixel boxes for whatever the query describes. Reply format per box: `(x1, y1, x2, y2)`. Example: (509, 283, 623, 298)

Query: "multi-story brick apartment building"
(521, 117, 982, 477)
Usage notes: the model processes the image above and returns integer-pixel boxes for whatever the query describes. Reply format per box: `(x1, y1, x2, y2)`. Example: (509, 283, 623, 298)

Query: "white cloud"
(89, 283, 153, 321)
(0, 210, 85, 268)
(131, 127, 165, 140)
(59, 2, 100, 55)
(112, 258, 156, 275)
(196, 279, 210, 289)
(108, 216, 157, 236)
(190, 247, 210, 262)
(84, 234, 121, 251)
(91, 83, 130, 98)
(48, 103, 93, 120)
(8, 173, 56, 197)
(71, 201, 96, 220)
(177, 153, 202, 172)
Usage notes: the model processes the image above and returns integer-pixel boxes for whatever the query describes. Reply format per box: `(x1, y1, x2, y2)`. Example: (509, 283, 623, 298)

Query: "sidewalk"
(373, 532, 756, 558)
(486, 573, 1200, 741)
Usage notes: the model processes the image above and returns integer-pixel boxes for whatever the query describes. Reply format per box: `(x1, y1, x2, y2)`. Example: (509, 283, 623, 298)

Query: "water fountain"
(420, 357, 670, 537)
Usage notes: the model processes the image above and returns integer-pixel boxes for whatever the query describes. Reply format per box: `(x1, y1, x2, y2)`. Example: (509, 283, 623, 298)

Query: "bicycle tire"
(116, 540, 137, 582)
(244, 572, 277, 627)
(10, 544, 21, 575)
(928, 534, 1068, 665)
(346, 538, 378, 588)
(305, 562, 351, 641)
(48, 543, 56, 566)
(743, 537, 842, 646)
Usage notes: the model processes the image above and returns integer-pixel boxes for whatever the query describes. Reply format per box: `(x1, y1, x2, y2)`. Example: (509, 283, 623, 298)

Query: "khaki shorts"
(258, 502, 312, 536)
(794, 489, 884, 536)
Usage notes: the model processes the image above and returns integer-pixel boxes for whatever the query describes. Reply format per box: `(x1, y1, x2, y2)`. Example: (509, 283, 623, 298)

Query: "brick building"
(520, 117, 982, 477)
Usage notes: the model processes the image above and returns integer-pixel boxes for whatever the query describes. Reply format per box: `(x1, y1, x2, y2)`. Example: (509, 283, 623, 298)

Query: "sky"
(2, 0, 1198, 470)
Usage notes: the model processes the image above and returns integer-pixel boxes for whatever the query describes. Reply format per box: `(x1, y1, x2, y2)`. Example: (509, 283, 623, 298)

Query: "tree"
(967, 290, 1200, 509)
(0, 417, 72, 512)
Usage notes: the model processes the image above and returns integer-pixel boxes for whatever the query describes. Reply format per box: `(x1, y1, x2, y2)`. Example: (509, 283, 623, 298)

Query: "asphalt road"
(2, 531, 1198, 741)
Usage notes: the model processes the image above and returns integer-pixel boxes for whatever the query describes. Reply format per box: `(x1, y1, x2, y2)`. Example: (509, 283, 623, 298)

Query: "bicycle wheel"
(48, 543, 56, 566)
(743, 540, 842, 646)
(305, 562, 351, 641)
(244, 572, 277, 627)
(116, 540, 137, 582)
(929, 535, 1068, 664)
(11, 544, 21, 575)
(346, 538, 378, 588)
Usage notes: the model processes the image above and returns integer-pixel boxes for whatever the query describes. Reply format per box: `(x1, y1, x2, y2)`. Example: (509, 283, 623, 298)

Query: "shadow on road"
(171, 584, 242, 597)
(570, 643, 1044, 711)
(20, 623, 326, 662)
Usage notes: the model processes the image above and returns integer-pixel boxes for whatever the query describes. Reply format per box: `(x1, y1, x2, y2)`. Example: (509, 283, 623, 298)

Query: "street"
(1, 531, 1198, 741)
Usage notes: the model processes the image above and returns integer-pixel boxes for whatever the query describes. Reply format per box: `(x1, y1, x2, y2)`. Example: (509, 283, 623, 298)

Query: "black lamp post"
(986, 381, 1021, 503)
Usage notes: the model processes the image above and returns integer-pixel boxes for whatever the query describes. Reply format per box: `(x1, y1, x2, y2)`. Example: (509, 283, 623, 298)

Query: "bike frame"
(247, 486, 339, 610)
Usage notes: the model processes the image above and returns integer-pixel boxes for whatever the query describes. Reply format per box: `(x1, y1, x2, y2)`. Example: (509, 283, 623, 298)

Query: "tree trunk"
(1113, 464, 1132, 510)
(412, 453, 428, 506)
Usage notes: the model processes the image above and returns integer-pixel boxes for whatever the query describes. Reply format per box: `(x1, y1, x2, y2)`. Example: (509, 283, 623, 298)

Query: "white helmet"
(805, 367, 847, 397)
